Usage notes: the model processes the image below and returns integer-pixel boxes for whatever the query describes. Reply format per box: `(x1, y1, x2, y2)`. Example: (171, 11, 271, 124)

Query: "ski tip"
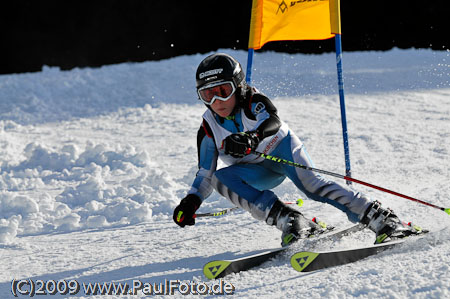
(203, 260, 231, 280)
(444, 208, 450, 215)
(290, 251, 319, 272)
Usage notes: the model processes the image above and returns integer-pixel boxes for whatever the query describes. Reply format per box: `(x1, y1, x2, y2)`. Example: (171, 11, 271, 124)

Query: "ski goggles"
(197, 81, 236, 105)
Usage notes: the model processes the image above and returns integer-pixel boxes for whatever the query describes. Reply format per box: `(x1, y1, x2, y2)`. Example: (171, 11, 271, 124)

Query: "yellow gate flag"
(249, 0, 341, 50)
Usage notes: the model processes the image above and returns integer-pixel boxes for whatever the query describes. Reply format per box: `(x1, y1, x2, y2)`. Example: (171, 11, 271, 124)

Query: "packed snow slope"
(1, 48, 449, 298)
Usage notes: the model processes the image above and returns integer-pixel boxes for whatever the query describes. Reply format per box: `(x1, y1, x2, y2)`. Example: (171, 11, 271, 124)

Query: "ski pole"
(195, 207, 239, 218)
(254, 151, 450, 215)
(194, 199, 303, 218)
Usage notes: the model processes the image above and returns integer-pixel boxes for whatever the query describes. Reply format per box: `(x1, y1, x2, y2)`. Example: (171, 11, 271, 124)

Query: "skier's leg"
(270, 132, 372, 221)
(271, 132, 425, 242)
(212, 162, 323, 246)
(211, 163, 284, 221)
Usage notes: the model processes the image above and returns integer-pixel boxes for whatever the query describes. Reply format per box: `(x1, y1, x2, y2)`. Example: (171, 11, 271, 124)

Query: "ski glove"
(223, 132, 260, 158)
(173, 194, 202, 227)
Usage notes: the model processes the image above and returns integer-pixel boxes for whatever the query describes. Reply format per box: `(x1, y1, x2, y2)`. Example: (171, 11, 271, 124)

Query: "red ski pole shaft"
(254, 151, 449, 215)
(345, 176, 447, 212)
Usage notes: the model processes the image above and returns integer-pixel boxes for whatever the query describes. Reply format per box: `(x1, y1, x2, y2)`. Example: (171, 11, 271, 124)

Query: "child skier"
(173, 53, 423, 246)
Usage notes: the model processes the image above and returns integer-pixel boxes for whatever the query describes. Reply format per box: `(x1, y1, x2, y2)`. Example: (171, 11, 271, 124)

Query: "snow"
(1, 48, 449, 298)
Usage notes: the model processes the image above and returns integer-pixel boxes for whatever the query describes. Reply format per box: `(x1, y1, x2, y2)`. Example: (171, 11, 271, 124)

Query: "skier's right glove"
(173, 194, 202, 227)
(223, 131, 260, 158)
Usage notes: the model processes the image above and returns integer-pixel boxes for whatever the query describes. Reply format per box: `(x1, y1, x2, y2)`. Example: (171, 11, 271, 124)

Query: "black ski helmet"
(196, 53, 246, 91)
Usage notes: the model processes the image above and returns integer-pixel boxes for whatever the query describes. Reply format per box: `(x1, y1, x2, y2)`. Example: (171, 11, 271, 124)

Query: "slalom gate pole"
(245, 48, 254, 84)
(334, 33, 352, 185)
(254, 151, 450, 215)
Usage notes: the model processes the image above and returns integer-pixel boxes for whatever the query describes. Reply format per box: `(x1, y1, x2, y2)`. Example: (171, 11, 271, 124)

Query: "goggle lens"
(198, 82, 235, 105)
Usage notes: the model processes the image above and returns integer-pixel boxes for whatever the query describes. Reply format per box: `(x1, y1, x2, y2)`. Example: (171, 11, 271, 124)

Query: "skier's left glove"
(173, 194, 202, 227)
(223, 131, 260, 158)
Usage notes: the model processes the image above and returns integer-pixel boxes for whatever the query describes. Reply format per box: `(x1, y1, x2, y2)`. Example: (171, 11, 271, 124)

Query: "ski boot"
(361, 200, 427, 244)
(266, 200, 326, 246)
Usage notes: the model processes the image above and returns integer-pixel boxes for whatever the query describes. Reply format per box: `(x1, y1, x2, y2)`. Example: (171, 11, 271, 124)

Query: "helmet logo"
(199, 68, 223, 79)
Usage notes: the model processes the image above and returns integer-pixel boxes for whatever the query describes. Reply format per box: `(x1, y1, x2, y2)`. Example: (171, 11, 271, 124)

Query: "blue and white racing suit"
(187, 90, 372, 223)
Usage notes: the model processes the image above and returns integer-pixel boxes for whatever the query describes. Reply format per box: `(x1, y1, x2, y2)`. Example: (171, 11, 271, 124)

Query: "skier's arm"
(223, 93, 282, 158)
(174, 122, 218, 227)
(245, 93, 281, 140)
(187, 121, 218, 201)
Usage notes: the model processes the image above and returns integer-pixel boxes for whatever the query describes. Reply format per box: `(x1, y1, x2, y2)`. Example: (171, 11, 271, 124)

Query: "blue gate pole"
(246, 48, 254, 84)
(335, 34, 352, 183)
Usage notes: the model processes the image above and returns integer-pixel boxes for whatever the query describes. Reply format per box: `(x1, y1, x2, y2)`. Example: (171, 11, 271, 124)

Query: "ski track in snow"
(0, 48, 449, 298)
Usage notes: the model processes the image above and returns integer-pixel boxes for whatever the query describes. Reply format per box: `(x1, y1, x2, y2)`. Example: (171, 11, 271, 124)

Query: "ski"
(290, 236, 421, 272)
(203, 224, 364, 279)
(203, 246, 285, 280)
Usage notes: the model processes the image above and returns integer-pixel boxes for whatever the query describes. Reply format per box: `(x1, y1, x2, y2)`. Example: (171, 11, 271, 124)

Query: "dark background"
(1, 0, 448, 75)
